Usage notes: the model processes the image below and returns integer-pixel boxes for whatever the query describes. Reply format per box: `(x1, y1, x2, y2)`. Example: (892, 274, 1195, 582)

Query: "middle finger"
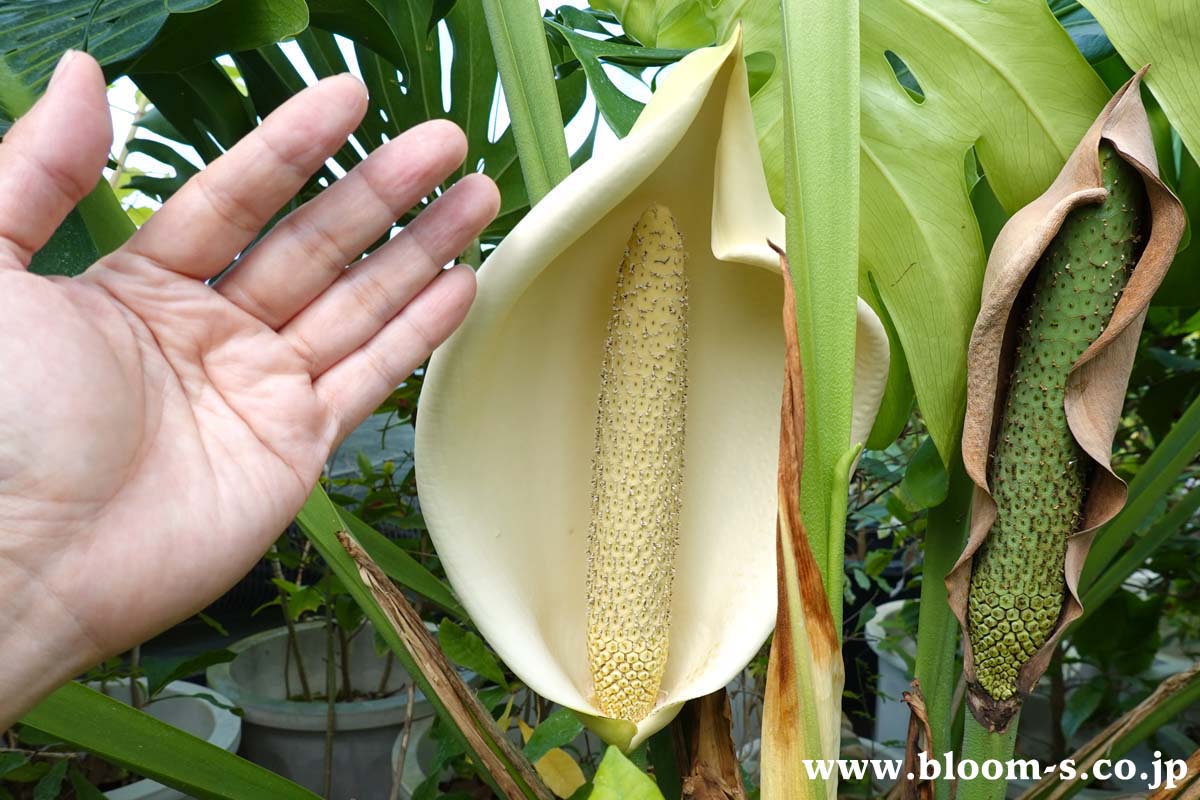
(216, 119, 468, 328)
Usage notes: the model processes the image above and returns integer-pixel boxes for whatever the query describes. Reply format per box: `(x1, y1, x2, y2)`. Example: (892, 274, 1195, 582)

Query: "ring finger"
(280, 172, 499, 376)
(216, 119, 469, 329)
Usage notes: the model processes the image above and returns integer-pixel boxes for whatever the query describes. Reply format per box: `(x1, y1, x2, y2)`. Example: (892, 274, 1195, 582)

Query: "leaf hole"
(884, 50, 925, 104)
(744, 50, 775, 96)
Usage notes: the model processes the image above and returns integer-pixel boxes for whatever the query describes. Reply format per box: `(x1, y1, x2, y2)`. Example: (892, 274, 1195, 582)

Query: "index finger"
(121, 74, 368, 280)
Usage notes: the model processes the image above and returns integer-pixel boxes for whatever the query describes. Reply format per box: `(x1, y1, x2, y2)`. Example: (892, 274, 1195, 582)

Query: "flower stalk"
(759, 3, 861, 798)
(780, 0, 862, 622)
(481, 0, 572, 205)
(760, 251, 846, 800)
(913, 454, 973, 800)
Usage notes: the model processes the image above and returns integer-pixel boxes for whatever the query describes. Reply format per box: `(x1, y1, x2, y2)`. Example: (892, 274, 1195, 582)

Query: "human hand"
(0, 51, 498, 725)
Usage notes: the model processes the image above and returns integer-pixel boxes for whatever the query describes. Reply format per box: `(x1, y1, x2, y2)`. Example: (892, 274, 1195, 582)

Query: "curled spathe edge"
(945, 68, 1186, 733)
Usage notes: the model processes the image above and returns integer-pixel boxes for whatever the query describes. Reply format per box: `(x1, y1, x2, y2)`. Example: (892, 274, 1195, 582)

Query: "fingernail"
(48, 50, 77, 89)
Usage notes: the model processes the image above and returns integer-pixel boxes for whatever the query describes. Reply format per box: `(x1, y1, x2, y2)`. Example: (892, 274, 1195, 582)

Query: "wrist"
(0, 560, 100, 729)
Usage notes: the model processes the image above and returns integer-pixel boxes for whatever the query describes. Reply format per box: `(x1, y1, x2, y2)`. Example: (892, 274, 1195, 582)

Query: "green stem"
(481, 0, 571, 206)
(109, 92, 149, 189)
(1048, 646, 1066, 761)
(461, 237, 482, 269)
(338, 623, 352, 700)
(647, 726, 683, 800)
(914, 451, 972, 800)
(128, 646, 143, 710)
(781, 0, 861, 623)
(958, 715, 1020, 800)
(0, 58, 136, 256)
(271, 556, 313, 701)
(76, 181, 137, 254)
(377, 651, 394, 697)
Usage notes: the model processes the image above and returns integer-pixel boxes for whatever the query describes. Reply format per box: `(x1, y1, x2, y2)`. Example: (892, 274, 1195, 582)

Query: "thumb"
(0, 50, 112, 269)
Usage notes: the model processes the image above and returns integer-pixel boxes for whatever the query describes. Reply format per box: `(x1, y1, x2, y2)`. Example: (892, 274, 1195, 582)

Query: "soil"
(3, 752, 136, 798)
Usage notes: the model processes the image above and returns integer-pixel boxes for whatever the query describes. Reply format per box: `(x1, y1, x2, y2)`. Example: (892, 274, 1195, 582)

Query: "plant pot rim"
(864, 598, 916, 672)
(92, 678, 241, 800)
(206, 622, 432, 731)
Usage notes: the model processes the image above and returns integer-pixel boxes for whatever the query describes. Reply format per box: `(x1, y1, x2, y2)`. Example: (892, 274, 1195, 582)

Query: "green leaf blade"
(21, 683, 321, 800)
(437, 620, 509, 689)
(522, 708, 584, 763)
(590, 747, 665, 800)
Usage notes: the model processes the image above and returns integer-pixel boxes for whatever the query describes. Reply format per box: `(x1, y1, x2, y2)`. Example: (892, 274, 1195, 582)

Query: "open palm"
(0, 52, 497, 720)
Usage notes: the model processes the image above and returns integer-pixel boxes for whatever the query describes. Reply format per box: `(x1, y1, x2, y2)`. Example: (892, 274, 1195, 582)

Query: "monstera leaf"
(0, 0, 218, 97)
(592, 0, 1110, 459)
(1077, 0, 1200, 307)
(0, 0, 306, 126)
(126, 1, 592, 247)
(0, 0, 308, 270)
(1077, 1, 1200, 161)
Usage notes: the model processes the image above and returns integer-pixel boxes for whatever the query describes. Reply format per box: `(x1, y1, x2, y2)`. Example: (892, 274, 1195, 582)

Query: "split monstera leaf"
(416, 32, 890, 749)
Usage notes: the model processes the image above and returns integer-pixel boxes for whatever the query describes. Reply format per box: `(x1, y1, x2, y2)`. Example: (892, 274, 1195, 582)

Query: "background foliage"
(2, 0, 1200, 798)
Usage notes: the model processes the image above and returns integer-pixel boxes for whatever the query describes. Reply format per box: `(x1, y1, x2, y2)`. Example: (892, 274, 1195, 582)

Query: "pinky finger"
(315, 264, 476, 445)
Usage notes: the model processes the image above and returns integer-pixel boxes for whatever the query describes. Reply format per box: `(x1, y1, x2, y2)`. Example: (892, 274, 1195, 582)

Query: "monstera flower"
(416, 31, 889, 749)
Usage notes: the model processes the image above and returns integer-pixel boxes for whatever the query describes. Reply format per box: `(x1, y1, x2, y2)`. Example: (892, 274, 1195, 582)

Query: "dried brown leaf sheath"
(336, 532, 553, 800)
(946, 69, 1186, 732)
(899, 682, 935, 800)
(760, 245, 844, 799)
(676, 690, 747, 800)
(1030, 661, 1200, 800)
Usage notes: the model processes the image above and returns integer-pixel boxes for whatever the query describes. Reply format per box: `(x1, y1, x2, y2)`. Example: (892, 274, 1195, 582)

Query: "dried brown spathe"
(760, 244, 845, 800)
(945, 69, 1186, 732)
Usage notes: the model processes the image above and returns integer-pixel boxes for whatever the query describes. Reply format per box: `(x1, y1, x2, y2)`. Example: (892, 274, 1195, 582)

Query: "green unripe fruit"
(968, 144, 1147, 702)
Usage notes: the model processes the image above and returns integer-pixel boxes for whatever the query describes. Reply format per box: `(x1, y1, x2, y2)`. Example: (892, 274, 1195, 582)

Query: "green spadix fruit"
(968, 144, 1148, 702)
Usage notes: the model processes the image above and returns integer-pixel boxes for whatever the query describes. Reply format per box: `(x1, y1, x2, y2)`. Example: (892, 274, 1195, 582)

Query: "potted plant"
(207, 535, 433, 800)
(1, 657, 240, 799)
